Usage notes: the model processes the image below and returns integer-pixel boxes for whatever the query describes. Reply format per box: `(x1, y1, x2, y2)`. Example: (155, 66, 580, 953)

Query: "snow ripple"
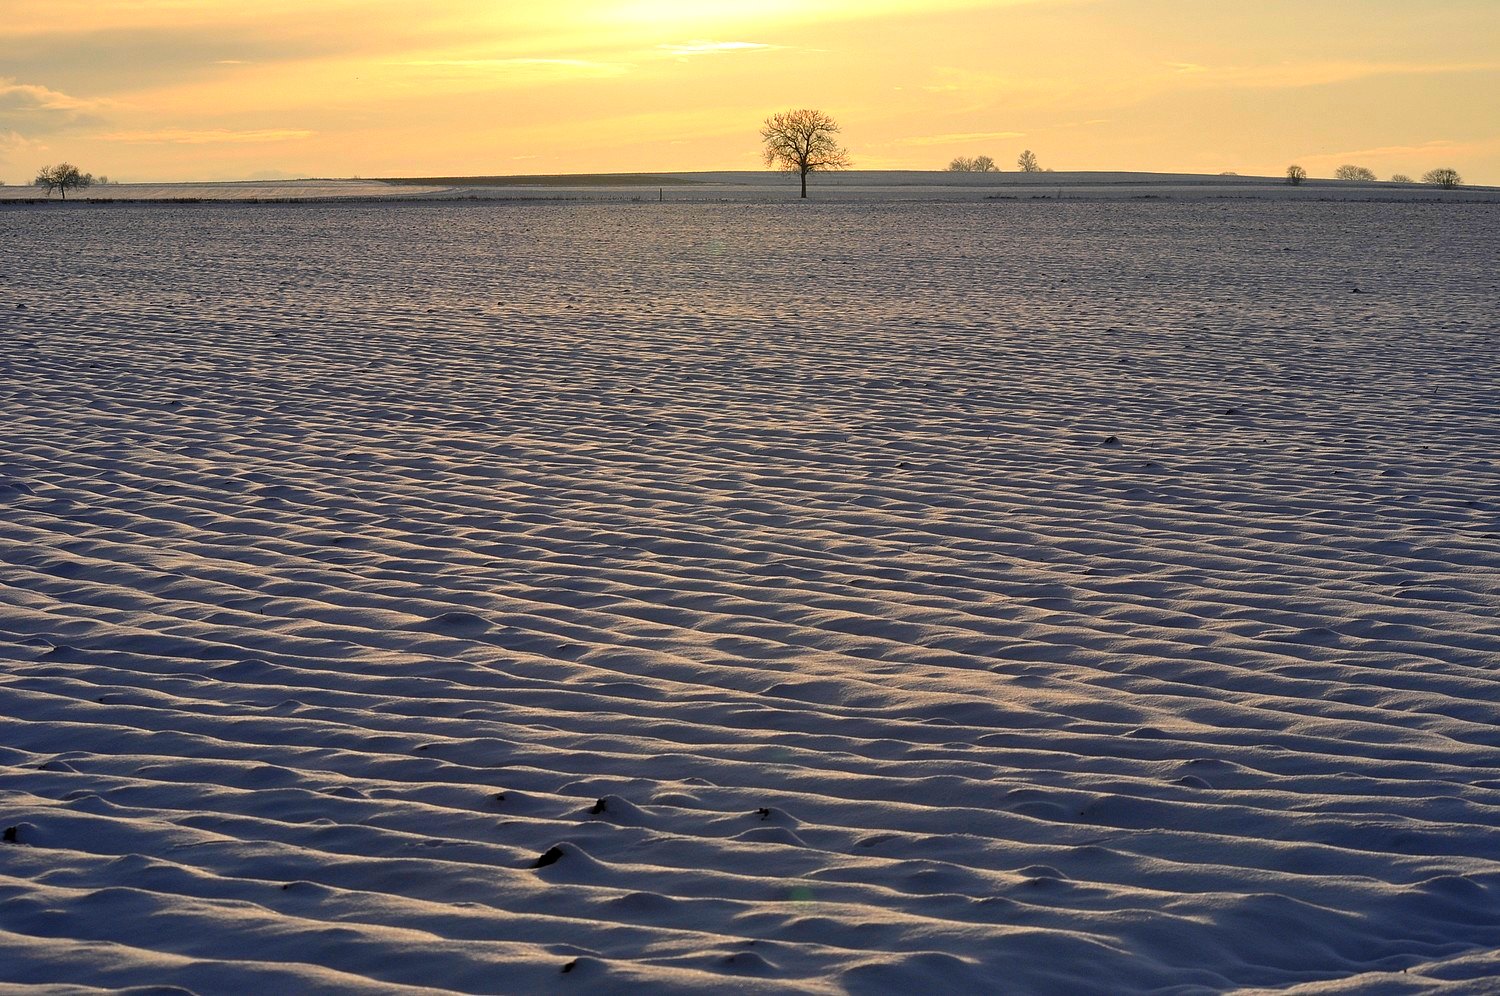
(1, 201, 1499, 993)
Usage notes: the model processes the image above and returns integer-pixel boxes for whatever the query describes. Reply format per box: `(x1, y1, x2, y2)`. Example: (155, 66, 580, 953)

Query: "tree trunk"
(800, 169, 807, 198)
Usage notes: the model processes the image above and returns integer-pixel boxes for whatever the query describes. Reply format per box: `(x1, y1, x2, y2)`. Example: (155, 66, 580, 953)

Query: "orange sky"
(3, 0, 1496, 183)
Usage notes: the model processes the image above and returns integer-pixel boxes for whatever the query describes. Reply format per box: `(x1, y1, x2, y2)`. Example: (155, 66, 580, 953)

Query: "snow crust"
(1, 199, 1498, 993)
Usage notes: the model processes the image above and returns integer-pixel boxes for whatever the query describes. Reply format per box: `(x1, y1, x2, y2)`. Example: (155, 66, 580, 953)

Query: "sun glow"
(606, 0, 846, 29)
(2, 0, 1495, 183)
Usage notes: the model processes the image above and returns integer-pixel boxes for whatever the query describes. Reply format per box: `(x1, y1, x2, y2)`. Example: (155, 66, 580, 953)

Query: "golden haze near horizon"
(3, 0, 1497, 185)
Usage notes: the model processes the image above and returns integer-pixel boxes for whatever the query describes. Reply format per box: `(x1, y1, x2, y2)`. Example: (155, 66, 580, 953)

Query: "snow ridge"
(2, 200, 1499, 993)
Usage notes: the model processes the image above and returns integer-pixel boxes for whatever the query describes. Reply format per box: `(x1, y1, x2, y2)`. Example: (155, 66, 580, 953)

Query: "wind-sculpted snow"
(1, 200, 1498, 993)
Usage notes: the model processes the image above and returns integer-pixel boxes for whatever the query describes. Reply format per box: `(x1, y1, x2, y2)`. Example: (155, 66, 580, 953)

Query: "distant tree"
(760, 109, 851, 198)
(1422, 168, 1462, 189)
(1219, 171, 1239, 176)
(1334, 164, 1377, 182)
(1285, 164, 1307, 186)
(1389, 173, 1412, 183)
(1017, 149, 1041, 173)
(33, 163, 94, 200)
(947, 155, 999, 172)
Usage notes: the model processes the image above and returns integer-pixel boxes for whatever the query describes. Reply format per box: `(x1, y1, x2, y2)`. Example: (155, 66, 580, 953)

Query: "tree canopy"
(34, 163, 94, 200)
(33, 163, 94, 201)
(947, 155, 999, 172)
(1422, 168, 1462, 189)
(760, 110, 851, 198)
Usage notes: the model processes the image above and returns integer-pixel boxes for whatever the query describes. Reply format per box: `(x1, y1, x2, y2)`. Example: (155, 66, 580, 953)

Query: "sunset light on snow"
(3, 2, 1499, 994)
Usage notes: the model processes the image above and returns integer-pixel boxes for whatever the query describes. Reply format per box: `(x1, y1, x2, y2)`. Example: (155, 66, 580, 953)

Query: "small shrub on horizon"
(1285, 165, 1307, 186)
(33, 163, 94, 200)
(947, 155, 1000, 172)
(1422, 168, 1462, 189)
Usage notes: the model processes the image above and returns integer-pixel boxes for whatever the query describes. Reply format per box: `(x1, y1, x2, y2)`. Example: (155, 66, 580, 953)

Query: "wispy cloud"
(919, 66, 1042, 97)
(402, 57, 602, 68)
(1320, 139, 1465, 159)
(0, 78, 93, 111)
(394, 56, 630, 80)
(1166, 59, 1500, 90)
(658, 40, 779, 57)
(0, 77, 105, 133)
(897, 129, 1024, 146)
(1298, 138, 1498, 172)
(0, 128, 49, 163)
(102, 128, 314, 144)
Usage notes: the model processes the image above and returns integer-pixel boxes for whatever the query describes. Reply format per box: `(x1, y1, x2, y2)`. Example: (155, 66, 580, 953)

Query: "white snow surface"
(1, 199, 1499, 994)
(0, 179, 448, 201)
(1, 171, 1495, 203)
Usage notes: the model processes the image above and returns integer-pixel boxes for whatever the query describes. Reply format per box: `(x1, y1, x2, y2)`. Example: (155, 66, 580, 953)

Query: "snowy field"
(2, 199, 1499, 994)
(1, 171, 1496, 204)
(0, 179, 447, 202)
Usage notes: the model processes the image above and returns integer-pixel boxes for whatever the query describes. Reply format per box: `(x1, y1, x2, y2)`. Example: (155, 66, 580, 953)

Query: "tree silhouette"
(760, 109, 851, 198)
(1334, 164, 1376, 182)
(1389, 174, 1412, 183)
(1422, 168, 1461, 189)
(1285, 165, 1307, 186)
(947, 155, 999, 172)
(1016, 150, 1041, 173)
(34, 163, 94, 200)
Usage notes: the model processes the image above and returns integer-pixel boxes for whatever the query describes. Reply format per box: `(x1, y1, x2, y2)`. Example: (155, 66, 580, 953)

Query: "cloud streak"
(394, 56, 631, 81)
(1167, 59, 1500, 90)
(897, 129, 1024, 147)
(0, 78, 105, 134)
(101, 128, 315, 144)
(658, 40, 778, 56)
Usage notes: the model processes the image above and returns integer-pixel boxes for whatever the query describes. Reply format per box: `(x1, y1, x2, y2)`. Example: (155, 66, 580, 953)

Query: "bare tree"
(1389, 174, 1412, 183)
(1017, 149, 1041, 173)
(1422, 168, 1462, 189)
(760, 109, 851, 198)
(947, 155, 999, 172)
(34, 163, 94, 200)
(1285, 164, 1307, 186)
(1334, 164, 1376, 182)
